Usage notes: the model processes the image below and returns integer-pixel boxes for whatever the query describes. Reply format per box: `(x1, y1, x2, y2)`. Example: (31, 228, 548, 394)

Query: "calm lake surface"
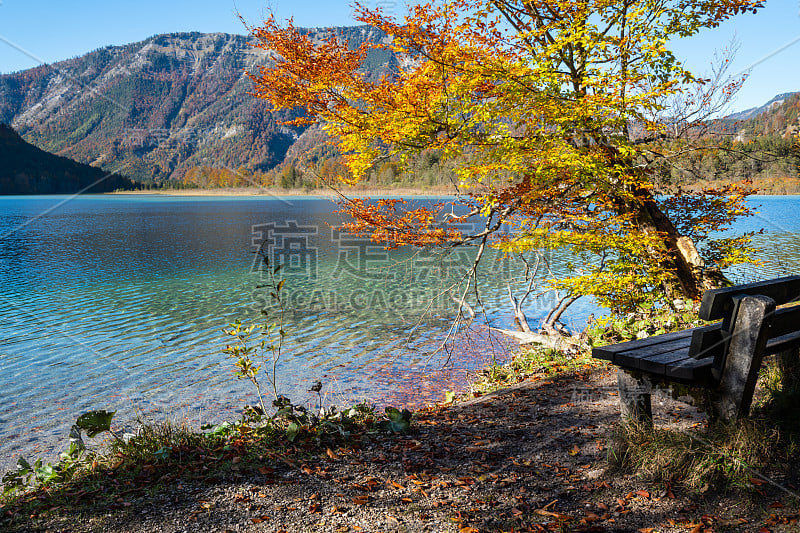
(0, 194, 798, 470)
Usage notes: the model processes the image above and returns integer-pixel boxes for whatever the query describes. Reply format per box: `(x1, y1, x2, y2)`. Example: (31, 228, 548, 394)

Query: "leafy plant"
(382, 407, 412, 434)
(223, 320, 273, 414)
(267, 395, 388, 444)
(461, 345, 601, 401)
(223, 255, 287, 412)
(586, 299, 704, 347)
(1, 409, 115, 496)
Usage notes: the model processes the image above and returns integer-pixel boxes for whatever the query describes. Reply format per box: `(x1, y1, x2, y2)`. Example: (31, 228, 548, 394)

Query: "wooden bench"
(592, 276, 800, 424)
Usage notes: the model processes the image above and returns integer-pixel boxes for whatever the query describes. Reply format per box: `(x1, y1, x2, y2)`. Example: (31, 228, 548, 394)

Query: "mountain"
(711, 92, 800, 141)
(728, 92, 800, 139)
(0, 28, 394, 182)
(0, 123, 136, 193)
(2, 28, 794, 189)
(725, 92, 800, 122)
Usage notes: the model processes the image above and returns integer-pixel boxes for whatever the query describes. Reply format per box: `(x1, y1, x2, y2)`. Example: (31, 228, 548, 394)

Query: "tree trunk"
(638, 191, 704, 300)
(628, 187, 729, 301)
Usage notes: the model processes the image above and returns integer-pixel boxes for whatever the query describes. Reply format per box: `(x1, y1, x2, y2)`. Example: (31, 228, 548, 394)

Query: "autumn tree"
(247, 0, 765, 330)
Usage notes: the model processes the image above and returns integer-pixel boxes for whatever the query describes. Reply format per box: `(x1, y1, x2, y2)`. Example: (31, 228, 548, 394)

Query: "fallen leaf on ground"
(535, 509, 572, 521)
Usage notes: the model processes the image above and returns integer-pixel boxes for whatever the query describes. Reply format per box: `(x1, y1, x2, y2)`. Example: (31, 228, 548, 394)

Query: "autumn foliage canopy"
(248, 0, 765, 317)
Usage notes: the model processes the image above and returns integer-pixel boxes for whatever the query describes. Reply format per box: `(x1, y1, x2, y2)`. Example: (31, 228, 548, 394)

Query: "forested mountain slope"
(0, 28, 394, 183)
(0, 123, 135, 193)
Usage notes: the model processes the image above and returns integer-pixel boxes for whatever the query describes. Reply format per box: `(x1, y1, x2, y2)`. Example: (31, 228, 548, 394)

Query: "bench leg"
(618, 369, 653, 425)
(711, 295, 775, 423)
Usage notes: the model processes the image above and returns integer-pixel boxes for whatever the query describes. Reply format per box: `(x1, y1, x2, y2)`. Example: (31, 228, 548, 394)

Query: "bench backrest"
(690, 275, 800, 366)
(698, 275, 800, 321)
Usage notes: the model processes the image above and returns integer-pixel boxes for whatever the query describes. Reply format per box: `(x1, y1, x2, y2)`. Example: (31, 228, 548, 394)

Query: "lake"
(0, 194, 798, 470)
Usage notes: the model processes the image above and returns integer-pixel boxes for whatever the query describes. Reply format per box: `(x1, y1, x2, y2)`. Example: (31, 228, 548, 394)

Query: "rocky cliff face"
(0, 28, 393, 182)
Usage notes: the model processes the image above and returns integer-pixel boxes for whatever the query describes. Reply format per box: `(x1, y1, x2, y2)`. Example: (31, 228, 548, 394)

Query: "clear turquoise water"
(0, 194, 797, 470)
(0, 195, 563, 468)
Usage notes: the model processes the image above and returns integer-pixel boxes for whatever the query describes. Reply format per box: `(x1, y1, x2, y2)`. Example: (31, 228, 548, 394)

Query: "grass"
(608, 357, 800, 491)
(608, 417, 784, 490)
(463, 344, 603, 398)
(0, 401, 394, 531)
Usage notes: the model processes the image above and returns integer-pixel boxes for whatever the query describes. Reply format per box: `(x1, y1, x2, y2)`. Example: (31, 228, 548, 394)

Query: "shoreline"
(108, 186, 456, 197)
(107, 186, 800, 198)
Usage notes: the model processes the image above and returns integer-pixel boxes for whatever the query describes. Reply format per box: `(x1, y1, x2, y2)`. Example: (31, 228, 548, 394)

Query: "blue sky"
(0, 0, 797, 113)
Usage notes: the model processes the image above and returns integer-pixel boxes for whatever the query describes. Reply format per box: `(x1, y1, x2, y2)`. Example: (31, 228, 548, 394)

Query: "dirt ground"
(5, 368, 799, 532)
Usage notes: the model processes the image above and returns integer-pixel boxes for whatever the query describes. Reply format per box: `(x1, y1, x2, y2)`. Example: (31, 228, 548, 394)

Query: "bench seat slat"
(664, 357, 714, 383)
(615, 345, 684, 372)
(592, 329, 695, 362)
(637, 348, 695, 375)
(614, 336, 695, 359)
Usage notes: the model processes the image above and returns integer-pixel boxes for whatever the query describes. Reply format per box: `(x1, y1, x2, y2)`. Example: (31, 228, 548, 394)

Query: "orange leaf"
(534, 509, 572, 521)
(750, 477, 767, 486)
